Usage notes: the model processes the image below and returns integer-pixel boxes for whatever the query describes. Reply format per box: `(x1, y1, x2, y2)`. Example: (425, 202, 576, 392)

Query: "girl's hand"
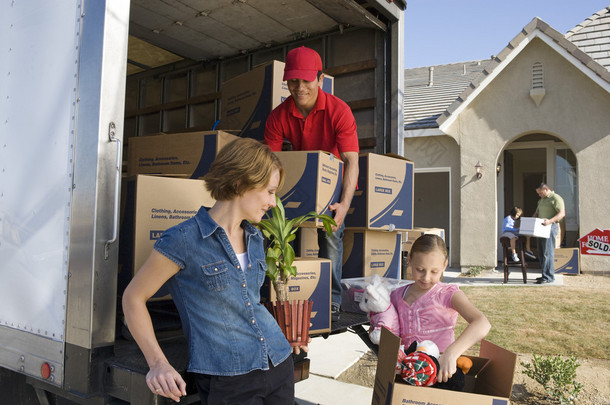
(146, 360, 187, 402)
(437, 352, 457, 383)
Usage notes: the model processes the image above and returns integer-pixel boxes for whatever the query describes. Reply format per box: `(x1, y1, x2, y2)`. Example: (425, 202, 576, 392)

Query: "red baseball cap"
(283, 46, 323, 82)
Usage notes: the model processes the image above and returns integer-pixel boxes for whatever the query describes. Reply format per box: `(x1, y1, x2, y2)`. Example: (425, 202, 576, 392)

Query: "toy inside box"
(340, 276, 411, 314)
(519, 217, 551, 238)
(372, 328, 517, 405)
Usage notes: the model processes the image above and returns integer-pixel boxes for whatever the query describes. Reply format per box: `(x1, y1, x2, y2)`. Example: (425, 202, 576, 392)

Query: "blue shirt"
(502, 215, 518, 233)
(154, 207, 292, 376)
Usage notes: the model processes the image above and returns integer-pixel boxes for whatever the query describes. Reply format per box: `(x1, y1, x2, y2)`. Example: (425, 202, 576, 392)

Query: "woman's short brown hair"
(203, 137, 284, 201)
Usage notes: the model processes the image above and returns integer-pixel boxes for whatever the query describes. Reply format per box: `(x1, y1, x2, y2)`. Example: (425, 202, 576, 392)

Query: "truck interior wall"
(124, 27, 386, 154)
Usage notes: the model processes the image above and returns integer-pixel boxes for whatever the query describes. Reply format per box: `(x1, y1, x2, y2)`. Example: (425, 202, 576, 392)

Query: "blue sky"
(404, 1, 609, 68)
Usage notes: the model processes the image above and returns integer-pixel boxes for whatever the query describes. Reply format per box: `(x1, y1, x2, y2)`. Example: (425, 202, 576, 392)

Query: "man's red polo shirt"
(264, 88, 359, 157)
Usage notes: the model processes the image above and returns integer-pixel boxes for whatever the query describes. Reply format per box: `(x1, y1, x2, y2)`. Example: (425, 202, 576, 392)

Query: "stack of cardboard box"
(259, 149, 343, 335)
(120, 130, 237, 299)
(341, 153, 415, 280)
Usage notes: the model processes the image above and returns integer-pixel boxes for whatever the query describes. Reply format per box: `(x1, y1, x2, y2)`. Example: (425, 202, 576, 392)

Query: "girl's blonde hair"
(409, 234, 448, 262)
(203, 137, 284, 201)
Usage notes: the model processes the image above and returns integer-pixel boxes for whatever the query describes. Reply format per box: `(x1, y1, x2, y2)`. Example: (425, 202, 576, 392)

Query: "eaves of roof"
(435, 17, 610, 132)
(403, 60, 492, 130)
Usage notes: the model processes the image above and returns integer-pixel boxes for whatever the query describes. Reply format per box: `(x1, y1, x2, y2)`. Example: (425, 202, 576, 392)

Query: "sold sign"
(579, 228, 610, 256)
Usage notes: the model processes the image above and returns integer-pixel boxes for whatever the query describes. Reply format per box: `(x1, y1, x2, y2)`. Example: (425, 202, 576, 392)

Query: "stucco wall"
(442, 38, 610, 273)
(403, 135, 460, 267)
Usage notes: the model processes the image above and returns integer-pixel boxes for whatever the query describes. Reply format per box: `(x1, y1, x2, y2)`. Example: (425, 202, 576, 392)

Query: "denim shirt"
(154, 207, 292, 376)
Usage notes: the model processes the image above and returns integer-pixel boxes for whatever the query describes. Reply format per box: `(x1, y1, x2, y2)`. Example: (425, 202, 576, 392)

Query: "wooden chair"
(500, 235, 528, 284)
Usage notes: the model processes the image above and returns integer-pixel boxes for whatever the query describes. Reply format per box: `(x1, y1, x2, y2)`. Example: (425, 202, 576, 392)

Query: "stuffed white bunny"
(358, 275, 399, 344)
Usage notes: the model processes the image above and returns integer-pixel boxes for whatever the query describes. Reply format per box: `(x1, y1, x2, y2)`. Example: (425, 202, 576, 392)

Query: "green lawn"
(456, 281, 610, 359)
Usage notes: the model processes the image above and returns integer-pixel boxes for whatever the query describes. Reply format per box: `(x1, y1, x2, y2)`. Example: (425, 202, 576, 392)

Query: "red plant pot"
(265, 300, 313, 347)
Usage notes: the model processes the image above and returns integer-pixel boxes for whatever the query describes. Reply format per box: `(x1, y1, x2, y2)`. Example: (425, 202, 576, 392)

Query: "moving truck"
(0, 0, 405, 403)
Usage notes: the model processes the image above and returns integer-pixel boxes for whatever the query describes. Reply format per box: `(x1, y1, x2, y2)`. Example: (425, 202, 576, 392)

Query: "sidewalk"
(295, 332, 373, 405)
(443, 265, 564, 286)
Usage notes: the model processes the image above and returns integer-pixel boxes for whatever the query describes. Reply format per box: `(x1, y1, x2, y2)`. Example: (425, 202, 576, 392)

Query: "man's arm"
(329, 151, 358, 230)
(542, 208, 565, 226)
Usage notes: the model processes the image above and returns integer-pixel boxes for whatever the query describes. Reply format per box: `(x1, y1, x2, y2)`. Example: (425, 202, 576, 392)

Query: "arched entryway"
(497, 133, 579, 259)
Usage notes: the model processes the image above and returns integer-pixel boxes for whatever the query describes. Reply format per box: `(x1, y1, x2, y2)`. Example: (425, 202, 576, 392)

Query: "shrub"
(464, 265, 484, 277)
(521, 354, 583, 404)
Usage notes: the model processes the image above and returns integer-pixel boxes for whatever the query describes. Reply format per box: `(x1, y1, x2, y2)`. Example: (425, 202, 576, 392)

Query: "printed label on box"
(346, 153, 414, 231)
(342, 230, 401, 279)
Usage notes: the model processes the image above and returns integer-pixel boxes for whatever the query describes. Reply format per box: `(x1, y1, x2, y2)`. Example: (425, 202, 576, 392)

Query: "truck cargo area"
(0, 1, 404, 403)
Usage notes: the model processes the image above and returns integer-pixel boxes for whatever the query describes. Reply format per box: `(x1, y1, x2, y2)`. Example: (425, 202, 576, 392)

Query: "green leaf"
(284, 243, 295, 268)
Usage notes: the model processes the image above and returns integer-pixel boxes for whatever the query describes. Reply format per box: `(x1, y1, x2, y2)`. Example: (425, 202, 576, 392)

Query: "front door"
(497, 136, 579, 260)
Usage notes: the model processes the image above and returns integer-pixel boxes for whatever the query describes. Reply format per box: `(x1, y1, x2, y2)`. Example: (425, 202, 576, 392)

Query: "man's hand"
(329, 201, 349, 230)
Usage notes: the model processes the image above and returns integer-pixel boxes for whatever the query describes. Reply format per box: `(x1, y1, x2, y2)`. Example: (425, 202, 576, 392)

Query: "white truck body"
(0, 1, 404, 403)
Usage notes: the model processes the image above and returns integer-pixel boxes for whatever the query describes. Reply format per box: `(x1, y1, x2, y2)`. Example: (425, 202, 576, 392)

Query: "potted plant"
(257, 196, 336, 346)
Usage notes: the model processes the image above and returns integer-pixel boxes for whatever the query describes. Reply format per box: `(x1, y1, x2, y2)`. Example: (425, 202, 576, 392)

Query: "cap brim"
(283, 69, 317, 82)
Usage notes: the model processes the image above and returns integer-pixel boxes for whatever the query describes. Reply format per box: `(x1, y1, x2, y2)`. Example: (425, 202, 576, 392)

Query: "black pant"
(193, 356, 294, 405)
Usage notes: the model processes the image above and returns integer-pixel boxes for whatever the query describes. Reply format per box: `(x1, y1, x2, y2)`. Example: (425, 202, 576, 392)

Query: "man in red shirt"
(265, 46, 359, 321)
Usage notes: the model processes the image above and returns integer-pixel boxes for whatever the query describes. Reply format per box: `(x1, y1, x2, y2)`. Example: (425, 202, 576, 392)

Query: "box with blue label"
(554, 248, 580, 274)
(127, 130, 239, 177)
(275, 151, 343, 227)
(261, 258, 332, 334)
(118, 175, 215, 300)
(345, 153, 414, 231)
(342, 230, 402, 279)
(220, 60, 334, 140)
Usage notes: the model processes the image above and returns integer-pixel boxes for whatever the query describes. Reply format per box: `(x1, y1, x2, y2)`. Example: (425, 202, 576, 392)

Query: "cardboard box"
(275, 151, 343, 227)
(519, 217, 551, 238)
(298, 227, 319, 258)
(554, 247, 580, 274)
(340, 276, 412, 314)
(261, 258, 332, 334)
(127, 130, 239, 177)
(342, 230, 402, 279)
(401, 227, 446, 253)
(373, 328, 517, 405)
(220, 60, 334, 140)
(345, 153, 414, 231)
(118, 175, 215, 299)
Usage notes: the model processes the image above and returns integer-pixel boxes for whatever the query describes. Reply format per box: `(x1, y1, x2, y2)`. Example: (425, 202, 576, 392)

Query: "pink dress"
(390, 282, 459, 352)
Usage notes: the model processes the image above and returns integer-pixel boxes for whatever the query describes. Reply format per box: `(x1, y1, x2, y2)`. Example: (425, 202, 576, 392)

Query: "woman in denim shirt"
(123, 138, 302, 404)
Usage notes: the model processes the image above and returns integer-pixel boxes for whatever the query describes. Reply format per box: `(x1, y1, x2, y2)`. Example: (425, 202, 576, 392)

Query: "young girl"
(501, 206, 523, 262)
(391, 234, 491, 383)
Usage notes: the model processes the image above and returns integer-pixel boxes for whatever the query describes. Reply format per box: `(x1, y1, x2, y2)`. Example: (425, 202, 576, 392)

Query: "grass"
(455, 283, 610, 360)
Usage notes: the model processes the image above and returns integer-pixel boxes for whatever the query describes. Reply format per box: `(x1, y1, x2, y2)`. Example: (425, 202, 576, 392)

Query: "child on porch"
(501, 205, 535, 261)
(391, 234, 491, 383)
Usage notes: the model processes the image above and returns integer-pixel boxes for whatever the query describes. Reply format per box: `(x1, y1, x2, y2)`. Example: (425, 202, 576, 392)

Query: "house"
(401, 7, 610, 274)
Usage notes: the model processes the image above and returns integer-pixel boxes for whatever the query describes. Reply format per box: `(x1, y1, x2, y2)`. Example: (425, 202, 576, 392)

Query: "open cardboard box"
(372, 328, 517, 405)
